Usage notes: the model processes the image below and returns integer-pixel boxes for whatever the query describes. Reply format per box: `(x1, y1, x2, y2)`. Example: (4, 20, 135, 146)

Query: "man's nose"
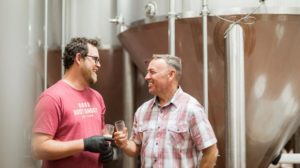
(145, 73, 150, 80)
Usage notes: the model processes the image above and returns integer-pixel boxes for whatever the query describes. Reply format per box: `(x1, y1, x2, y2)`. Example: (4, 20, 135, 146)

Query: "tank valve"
(271, 152, 282, 165)
(145, 1, 157, 18)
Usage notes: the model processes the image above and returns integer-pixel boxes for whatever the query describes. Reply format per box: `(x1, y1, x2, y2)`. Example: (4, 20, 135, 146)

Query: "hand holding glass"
(114, 120, 125, 132)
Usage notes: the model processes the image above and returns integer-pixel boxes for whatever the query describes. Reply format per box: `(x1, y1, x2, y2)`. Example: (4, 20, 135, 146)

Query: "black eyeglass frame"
(86, 55, 100, 64)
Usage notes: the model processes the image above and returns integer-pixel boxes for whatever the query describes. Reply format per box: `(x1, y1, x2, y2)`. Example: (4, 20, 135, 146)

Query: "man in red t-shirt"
(32, 37, 114, 168)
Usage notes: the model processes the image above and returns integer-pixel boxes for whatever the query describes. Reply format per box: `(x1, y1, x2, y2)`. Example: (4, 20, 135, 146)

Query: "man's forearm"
(199, 144, 218, 168)
(199, 154, 218, 168)
(32, 139, 84, 160)
(120, 140, 140, 157)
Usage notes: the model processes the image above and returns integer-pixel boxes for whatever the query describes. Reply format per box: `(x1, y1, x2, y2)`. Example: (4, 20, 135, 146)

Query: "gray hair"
(152, 54, 182, 81)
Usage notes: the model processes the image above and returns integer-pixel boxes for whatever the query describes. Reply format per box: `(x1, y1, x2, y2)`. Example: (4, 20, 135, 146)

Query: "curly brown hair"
(63, 37, 101, 70)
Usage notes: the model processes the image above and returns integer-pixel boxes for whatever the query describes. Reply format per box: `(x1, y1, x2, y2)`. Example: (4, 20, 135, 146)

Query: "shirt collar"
(150, 87, 183, 109)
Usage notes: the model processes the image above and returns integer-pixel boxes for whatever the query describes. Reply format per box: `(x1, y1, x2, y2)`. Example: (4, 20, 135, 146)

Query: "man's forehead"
(87, 44, 99, 55)
(148, 59, 168, 69)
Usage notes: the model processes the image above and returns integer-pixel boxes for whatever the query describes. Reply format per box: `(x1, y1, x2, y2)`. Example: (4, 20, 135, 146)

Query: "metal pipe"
(61, 0, 66, 77)
(122, 50, 134, 168)
(112, 1, 134, 167)
(44, 0, 48, 90)
(225, 24, 246, 168)
(168, 0, 176, 55)
(295, 128, 300, 168)
(201, 0, 209, 113)
(120, 24, 134, 168)
(279, 154, 300, 164)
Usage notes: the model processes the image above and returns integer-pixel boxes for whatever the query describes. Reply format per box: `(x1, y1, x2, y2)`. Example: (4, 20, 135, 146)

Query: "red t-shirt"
(32, 80, 106, 168)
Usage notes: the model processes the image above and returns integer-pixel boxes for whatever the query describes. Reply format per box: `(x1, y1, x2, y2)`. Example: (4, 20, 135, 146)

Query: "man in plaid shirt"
(114, 54, 218, 168)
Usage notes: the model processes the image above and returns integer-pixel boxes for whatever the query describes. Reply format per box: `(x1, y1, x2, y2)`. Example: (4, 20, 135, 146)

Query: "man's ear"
(168, 70, 176, 80)
(74, 53, 82, 65)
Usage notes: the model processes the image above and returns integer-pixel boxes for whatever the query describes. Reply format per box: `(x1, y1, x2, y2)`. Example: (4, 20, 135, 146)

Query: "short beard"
(82, 67, 96, 86)
(88, 77, 97, 85)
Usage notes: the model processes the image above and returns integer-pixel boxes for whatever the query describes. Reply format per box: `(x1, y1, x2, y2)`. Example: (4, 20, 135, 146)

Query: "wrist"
(81, 139, 85, 151)
(120, 140, 129, 150)
(83, 138, 90, 151)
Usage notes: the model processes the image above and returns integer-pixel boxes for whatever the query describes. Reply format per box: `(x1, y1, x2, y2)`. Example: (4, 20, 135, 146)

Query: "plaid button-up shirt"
(130, 88, 217, 168)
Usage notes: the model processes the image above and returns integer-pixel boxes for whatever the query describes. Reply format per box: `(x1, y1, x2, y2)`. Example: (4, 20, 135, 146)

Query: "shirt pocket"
(137, 125, 154, 146)
(167, 123, 190, 148)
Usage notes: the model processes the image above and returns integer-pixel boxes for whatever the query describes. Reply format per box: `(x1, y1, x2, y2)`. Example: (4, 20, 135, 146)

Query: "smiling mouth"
(92, 69, 98, 73)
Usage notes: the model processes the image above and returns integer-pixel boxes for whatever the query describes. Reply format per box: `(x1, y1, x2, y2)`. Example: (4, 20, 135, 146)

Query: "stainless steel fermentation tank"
(117, 1, 300, 168)
(1, 0, 300, 168)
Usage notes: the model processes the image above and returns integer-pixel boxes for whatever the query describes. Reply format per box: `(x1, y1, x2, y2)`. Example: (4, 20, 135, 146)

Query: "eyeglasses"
(86, 55, 100, 64)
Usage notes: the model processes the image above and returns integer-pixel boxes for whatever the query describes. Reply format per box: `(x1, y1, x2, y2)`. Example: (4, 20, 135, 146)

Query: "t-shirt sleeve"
(130, 107, 143, 145)
(188, 101, 217, 151)
(130, 115, 140, 145)
(32, 95, 61, 136)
